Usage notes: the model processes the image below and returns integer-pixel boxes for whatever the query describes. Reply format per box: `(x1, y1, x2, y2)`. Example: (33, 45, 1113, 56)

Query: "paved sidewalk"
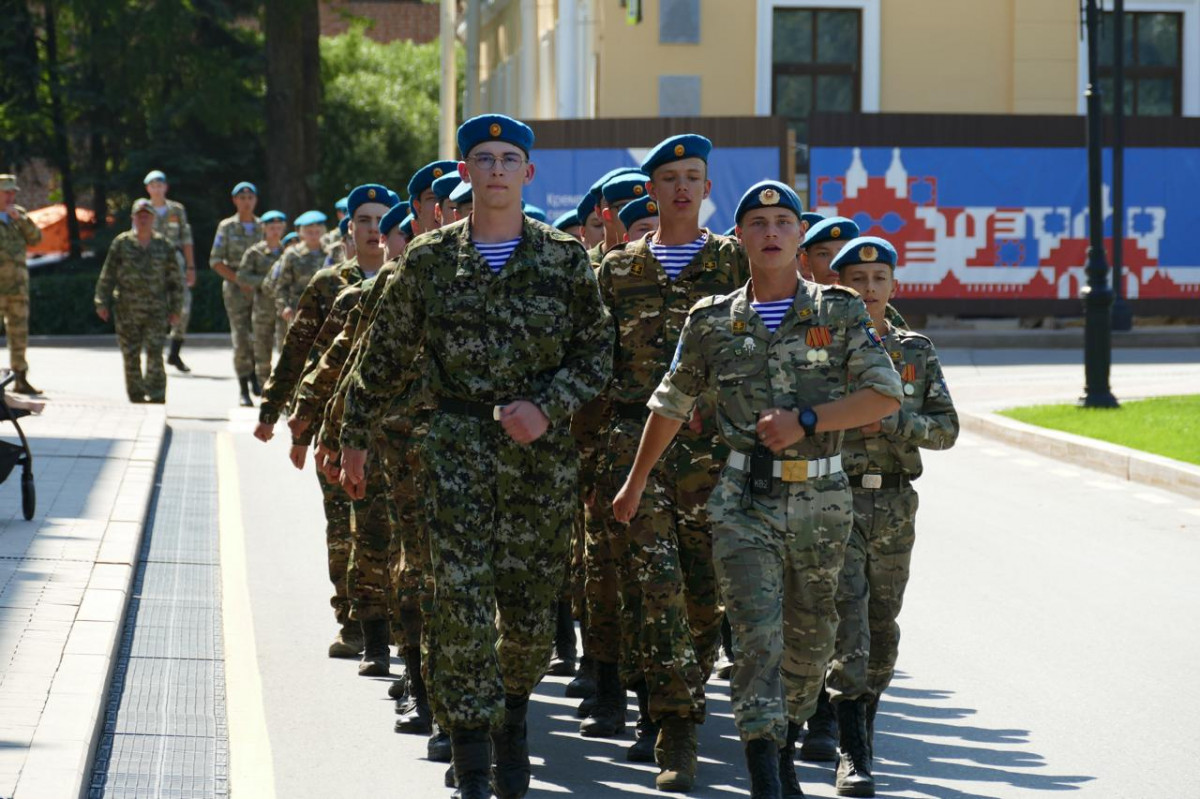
(0, 396, 165, 799)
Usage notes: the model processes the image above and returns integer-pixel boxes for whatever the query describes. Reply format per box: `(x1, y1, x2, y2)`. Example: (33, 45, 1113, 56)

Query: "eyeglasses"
(469, 153, 526, 172)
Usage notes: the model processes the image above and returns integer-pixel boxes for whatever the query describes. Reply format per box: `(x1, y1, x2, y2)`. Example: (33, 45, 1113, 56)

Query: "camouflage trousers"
(708, 468, 852, 745)
(222, 282, 255, 377)
(0, 293, 30, 372)
(379, 425, 430, 652)
(347, 436, 397, 623)
(169, 254, 191, 341)
(827, 485, 919, 703)
(113, 306, 168, 402)
(422, 414, 575, 731)
(316, 463, 353, 626)
(582, 489, 621, 665)
(250, 289, 280, 387)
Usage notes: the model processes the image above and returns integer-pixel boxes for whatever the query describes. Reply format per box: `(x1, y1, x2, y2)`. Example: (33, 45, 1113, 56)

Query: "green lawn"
(999, 394, 1200, 465)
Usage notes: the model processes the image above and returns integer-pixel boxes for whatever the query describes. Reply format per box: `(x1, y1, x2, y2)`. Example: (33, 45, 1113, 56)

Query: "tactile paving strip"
(89, 429, 229, 798)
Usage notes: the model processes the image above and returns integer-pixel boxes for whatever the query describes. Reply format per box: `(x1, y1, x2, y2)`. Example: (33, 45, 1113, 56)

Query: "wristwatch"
(798, 407, 818, 438)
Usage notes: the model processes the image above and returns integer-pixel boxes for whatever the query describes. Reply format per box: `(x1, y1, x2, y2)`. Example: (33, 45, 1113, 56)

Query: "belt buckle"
(781, 460, 808, 483)
(861, 473, 883, 490)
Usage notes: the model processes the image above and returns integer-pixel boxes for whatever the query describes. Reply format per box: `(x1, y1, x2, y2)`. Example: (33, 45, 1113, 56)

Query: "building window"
(771, 7, 861, 173)
(660, 0, 701, 44)
(1098, 11, 1183, 116)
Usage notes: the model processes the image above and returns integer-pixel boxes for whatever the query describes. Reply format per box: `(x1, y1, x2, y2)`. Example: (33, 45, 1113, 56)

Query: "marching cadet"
(448, 182, 473, 223)
(591, 135, 748, 788)
(338, 114, 612, 799)
(274, 210, 328, 326)
(432, 173, 460, 224)
(0, 174, 42, 394)
(143, 170, 195, 373)
(613, 181, 903, 799)
(575, 191, 604, 250)
(93, 199, 184, 403)
(238, 210, 288, 394)
(325, 215, 354, 266)
(321, 195, 349, 254)
(824, 237, 958, 798)
(553, 209, 583, 242)
(585, 167, 646, 264)
(801, 216, 859, 286)
(210, 181, 263, 406)
(617, 194, 660, 243)
(409, 159, 459, 233)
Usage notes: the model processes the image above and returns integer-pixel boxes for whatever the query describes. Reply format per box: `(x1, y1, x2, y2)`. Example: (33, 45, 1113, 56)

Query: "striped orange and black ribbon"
(806, 326, 832, 348)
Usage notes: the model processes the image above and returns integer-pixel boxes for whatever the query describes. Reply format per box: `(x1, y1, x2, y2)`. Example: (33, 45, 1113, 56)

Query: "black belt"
(848, 473, 911, 490)
(613, 402, 648, 421)
(437, 398, 501, 420)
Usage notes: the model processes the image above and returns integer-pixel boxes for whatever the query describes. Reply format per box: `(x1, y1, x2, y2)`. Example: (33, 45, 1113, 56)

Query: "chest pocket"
(712, 342, 767, 423)
(613, 281, 664, 348)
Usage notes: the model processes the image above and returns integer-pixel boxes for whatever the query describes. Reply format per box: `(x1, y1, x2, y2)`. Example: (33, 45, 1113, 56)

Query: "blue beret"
(282, 232, 298, 246)
(640, 134, 713, 177)
(449, 182, 473, 204)
(802, 216, 860, 249)
(590, 167, 644, 201)
(618, 196, 659, 230)
(399, 214, 414, 238)
(260, 210, 287, 224)
(601, 173, 651, 204)
(380, 203, 408, 236)
(339, 216, 350, 236)
(575, 192, 598, 221)
(523, 204, 547, 223)
(143, 169, 166, 185)
(831, 236, 899, 272)
(457, 113, 535, 157)
(231, 181, 257, 196)
(335, 196, 349, 212)
(553, 210, 581, 231)
(408, 162, 459, 202)
(294, 210, 327, 227)
(801, 212, 825, 228)
(346, 183, 392, 216)
(734, 180, 803, 226)
(432, 172, 462, 200)
(393, 200, 410, 218)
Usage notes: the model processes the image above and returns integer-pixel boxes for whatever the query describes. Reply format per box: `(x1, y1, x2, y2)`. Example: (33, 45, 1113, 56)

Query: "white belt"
(726, 451, 843, 483)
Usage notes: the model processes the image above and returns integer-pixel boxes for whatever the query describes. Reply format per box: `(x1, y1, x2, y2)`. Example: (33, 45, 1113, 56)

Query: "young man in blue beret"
(337, 114, 612, 799)
(587, 134, 748, 790)
(553, 209, 583, 242)
(144, 170, 196, 373)
(617, 195, 660, 243)
(322, 195, 349, 254)
(448, 182, 473, 222)
(274, 210, 328, 325)
(585, 167, 646, 264)
(210, 181, 263, 406)
(801, 216, 859, 286)
(409, 160, 459, 235)
(432, 173, 461, 226)
(614, 181, 903, 799)
(239, 211, 288, 392)
(575, 192, 605, 250)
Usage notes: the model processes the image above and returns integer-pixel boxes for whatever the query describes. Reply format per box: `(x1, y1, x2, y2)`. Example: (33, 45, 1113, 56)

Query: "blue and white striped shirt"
(649, 232, 707, 280)
(473, 238, 522, 273)
(750, 299, 793, 333)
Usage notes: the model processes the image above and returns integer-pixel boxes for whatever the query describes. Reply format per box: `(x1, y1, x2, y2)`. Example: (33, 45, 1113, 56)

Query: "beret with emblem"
(734, 179, 802, 226)
(334, 196, 349, 212)
(523, 204, 547, 223)
(380, 203, 408, 236)
(457, 113, 535, 158)
(640, 134, 713, 178)
(339, 216, 350, 237)
(407, 162, 458, 203)
(590, 167, 644, 201)
(802, 216, 860, 249)
(294, 210, 327, 227)
(601, 172, 651, 204)
(575, 192, 598, 222)
(801, 211, 825, 228)
(399, 214, 414, 238)
(282, 232, 298, 246)
(830, 236, 898, 272)
(449, 181, 472, 205)
(432, 172, 463, 201)
(346, 183, 393, 216)
(617, 195, 660, 230)
(553, 210, 581, 231)
(231, 181, 257, 197)
(260, 210, 287, 224)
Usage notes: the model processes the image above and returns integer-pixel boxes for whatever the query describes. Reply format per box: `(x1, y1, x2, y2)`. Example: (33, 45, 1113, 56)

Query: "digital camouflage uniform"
(827, 321, 957, 703)
(94, 231, 184, 401)
(0, 205, 41, 372)
(648, 279, 902, 745)
(238, 240, 286, 387)
(341, 217, 613, 731)
(273, 243, 327, 323)
(594, 232, 748, 720)
(149, 199, 193, 341)
(210, 214, 263, 377)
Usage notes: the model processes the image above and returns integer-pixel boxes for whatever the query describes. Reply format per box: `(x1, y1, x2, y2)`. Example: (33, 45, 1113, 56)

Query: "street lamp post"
(1080, 0, 1119, 408)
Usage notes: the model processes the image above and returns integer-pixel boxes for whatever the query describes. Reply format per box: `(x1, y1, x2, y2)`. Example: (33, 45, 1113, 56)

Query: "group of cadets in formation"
(97, 113, 960, 799)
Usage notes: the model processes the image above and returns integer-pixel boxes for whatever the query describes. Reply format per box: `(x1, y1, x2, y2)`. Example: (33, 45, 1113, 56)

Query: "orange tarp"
(26, 204, 102, 256)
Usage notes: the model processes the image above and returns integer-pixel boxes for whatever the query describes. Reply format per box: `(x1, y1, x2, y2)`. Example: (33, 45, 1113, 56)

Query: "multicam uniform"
(149, 199, 193, 342)
(238, 240, 286, 387)
(210, 214, 263, 377)
(273, 243, 327, 323)
(0, 204, 41, 372)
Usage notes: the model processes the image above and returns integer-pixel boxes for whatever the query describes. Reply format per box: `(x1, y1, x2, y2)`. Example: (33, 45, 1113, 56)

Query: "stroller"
(0, 370, 35, 520)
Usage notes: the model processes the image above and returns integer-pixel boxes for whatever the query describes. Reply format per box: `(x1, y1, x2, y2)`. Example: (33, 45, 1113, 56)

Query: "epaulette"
(896, 328, 933, 348)
(689, 293, 729, 313)
(824, 284, 860, 299)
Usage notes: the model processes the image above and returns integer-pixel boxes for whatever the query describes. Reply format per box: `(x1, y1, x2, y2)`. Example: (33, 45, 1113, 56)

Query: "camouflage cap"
(0, 174, 19, 192)
(131, 198, 156, 216)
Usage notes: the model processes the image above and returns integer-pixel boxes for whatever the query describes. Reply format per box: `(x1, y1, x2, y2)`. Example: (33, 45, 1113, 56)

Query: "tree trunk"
(43, 0, 81, 258)
(86, 1, 107, 235)
(265, 0, 320, 215)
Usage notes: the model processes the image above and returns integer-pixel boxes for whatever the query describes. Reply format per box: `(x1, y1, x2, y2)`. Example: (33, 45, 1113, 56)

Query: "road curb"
(961, 410, 1200, 500)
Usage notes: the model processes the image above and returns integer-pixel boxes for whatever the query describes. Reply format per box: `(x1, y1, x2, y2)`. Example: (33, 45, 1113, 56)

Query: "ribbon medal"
(902, 363, 917, 395)
(806, 326, 832, 363)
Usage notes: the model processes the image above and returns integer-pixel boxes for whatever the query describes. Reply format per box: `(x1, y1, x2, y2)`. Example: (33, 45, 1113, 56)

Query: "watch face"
(800, 408, 818, 428)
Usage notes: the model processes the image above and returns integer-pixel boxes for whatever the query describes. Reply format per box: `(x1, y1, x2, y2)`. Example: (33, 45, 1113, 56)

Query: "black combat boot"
(865, 695, 879, 762)
(428, 722, 452, 762)
(388, 671, 409, 701)
(579, 660, 626, 738)
(627, 680, 658, 762)
(745, 738, 783, 799)
(800, 687, 838, 762)
(566, 655, 596, 699)
(357, 619, 390, 677)
(248, 369, 262, 396)
(395, 646, 433, 735)
(780, 721, 805, 798)
(237, 375, 253, 407)
(491, 694, 531, 799)
(715, 616, 735, 679)
(835, 699, 875, 797)
(167, 339, 190, 372)
(547, 601, 577, 676)
(12, 370, 40, 395)
(450, 728, 492, 799)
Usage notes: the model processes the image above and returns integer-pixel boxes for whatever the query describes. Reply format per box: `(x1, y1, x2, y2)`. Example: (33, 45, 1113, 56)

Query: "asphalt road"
(33, 342, 1200, 798)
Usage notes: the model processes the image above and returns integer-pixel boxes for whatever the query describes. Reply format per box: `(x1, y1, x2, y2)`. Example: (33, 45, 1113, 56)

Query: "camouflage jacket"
(274, 244, 328, 314)
(238, 241, 285, 292)
(340, 216, 614, 451)
(291, 280, 369, 440)
(149, 199, 193, 249)
(649, 279, 903, 460)
(210, 215, 263, 274)
(0, 205, 42, 295)
(94, 230, 184, 316)
(841, 326, 958, 478)
(259, 258, 365, 424)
